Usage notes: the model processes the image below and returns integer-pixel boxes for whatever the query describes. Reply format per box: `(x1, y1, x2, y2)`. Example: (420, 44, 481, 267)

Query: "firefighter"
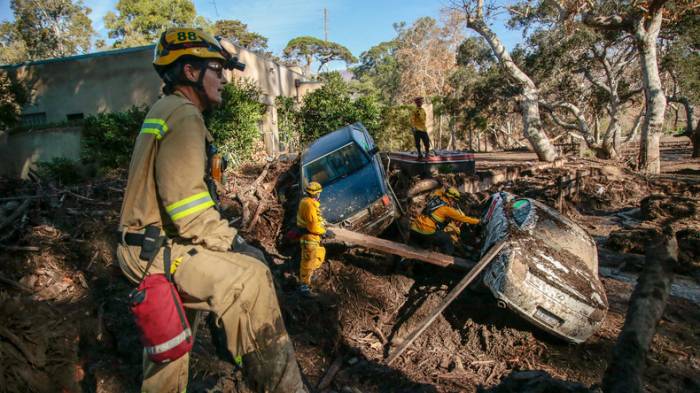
(411, 96, 430, 159)
(410, 187, 480, 255)
(297, 181, 335, 297)
(116, 28, 308, 393)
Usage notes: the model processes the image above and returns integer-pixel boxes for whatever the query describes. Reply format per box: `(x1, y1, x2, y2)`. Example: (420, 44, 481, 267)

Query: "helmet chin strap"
(180, 63, 213, 112)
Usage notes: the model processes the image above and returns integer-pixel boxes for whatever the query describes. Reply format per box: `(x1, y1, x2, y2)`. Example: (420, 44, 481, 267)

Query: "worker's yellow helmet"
(445, 187, 461, 200)
(305, 181, 323, 196)
(153, 28, 229, 69)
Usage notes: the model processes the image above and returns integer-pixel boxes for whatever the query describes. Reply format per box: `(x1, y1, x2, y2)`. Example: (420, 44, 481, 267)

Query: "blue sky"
(0, 0, 523, 63)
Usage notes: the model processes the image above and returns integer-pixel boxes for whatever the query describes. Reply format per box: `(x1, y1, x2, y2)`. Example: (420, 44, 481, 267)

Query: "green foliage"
(353, 40, 401, 105)
(374, 105, 414, 151)
(208, 78, 266, 164)
(283, 36, 357, 75)
(81, 106, 148, 170)
(275, 96, 302, 152)
(104, 0, 198, 48)
(0, 72, 28, 129)
(37, 157, 85, 185)
(298, 72, 381, 144)
(213, 20, 268, 52)
(2, 0, 94, 62)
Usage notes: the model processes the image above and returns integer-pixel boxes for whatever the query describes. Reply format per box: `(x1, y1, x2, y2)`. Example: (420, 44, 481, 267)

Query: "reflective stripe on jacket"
(118, 92, 236, 251)
(410, 196, 480, 235)
(296, 196, 326, 242)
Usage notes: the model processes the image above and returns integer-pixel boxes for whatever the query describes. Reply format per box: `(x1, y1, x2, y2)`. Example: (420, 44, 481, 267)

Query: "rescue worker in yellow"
(410, 187, 480, 255)
(296, 181, 335, 298)
(116, 28, 309, 393)
(411, 96, 430, 159)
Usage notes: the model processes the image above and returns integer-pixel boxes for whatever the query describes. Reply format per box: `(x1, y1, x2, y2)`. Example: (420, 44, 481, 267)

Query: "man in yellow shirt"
(410, 96, 430, 159)
(296, 181, 335, 297)
(410, 187, 480, 255)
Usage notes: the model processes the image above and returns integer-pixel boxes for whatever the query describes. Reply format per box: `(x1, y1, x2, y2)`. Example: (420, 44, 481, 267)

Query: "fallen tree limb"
(0, 273, 34, 294)
(0, 198, 31, 232)
(602, 232, 678, 393)
(317, 355, 344, 390)
(332, 227, 475, 270)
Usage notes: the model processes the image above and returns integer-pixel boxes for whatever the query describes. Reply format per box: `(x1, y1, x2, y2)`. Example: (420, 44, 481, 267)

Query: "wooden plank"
(385, 240, 506, 365)
(333, 228, 474, 270)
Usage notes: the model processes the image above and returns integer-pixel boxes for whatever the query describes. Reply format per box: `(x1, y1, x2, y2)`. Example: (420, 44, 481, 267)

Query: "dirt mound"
(641, 194, 699, 221)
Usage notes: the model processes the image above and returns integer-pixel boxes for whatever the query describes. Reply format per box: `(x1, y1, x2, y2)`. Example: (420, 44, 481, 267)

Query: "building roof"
(0, 45, 155, 69)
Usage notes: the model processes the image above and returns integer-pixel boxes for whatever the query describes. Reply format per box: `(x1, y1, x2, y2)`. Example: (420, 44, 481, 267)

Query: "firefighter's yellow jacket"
(118, 91, 236, 250)
(410, 107, 427, 132)
(410, 195, 480, 235)
(296, 196, 326, 243)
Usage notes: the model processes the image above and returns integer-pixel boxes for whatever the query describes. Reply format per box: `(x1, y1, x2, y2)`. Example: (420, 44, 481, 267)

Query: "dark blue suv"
(300, 123, 399, 235)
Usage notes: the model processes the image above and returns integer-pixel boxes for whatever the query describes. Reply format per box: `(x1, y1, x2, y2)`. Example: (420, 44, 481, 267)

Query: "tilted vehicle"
(480, 192, 608, 343)
(300, 123, 400, 235)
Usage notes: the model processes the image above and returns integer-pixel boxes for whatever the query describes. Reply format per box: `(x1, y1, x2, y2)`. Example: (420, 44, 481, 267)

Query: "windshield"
(302, 142, 370, 186)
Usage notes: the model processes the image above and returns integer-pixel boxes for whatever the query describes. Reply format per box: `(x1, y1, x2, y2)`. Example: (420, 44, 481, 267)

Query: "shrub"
(37, 157, 85, 185)
(0, 72, 28, 130)
(374, 104, 414, 151)
(275, 95, 302, 152)
(208, 78, 266, 164)
(298, 72, 382, 145)
(81, 106, 147, 170)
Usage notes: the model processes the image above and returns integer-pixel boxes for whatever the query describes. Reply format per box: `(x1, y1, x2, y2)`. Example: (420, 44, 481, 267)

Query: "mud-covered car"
(480, 192, 608, 343)
(300, 122, 400, 235)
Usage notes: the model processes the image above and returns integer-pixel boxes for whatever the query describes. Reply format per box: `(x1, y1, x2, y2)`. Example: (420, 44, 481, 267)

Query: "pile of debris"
(0, 155, 698, 392)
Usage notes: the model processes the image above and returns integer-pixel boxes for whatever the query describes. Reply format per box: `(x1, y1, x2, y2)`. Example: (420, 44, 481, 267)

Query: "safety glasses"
(207, 63, 224, 78)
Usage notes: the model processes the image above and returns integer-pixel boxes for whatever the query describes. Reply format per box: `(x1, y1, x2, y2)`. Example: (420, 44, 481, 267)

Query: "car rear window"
(303, 142, 370, 186)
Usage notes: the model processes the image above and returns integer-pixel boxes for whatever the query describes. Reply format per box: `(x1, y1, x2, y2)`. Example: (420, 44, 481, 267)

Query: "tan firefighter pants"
(299, 241, 326, 286)
(117, 240, 296, 393)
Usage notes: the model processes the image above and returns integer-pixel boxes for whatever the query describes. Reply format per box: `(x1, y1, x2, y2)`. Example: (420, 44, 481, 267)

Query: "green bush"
(275, 95, 302, 152)
(208, 78, 266, 164)
(374, 104, 414, 151)
(37, 157, 85, 185)
(81, 106, 148, 170)
(299, 72, 382, 145)
(0, 73, 28, 130)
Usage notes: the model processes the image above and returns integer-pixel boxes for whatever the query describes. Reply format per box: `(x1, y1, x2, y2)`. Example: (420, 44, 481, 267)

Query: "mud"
(1, 143, 699, 392)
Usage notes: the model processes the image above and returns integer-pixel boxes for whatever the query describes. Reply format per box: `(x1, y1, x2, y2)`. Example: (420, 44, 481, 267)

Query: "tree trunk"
(694, 118, 700, 158)
(465, 7, 557, 162)
(602, 234, 678, 393)
(636, 11, 666, 174)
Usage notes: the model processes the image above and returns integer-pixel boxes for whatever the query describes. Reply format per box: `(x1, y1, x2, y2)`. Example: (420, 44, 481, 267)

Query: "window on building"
(20, 113, 47, 127)
(66, 113, 84, 122)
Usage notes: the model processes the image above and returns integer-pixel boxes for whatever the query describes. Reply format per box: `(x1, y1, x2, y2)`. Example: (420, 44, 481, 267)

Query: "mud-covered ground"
(0, 143, 698, 393)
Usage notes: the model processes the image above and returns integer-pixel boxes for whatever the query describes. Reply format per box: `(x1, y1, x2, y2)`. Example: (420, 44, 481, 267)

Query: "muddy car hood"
(319, 163, 384, 224)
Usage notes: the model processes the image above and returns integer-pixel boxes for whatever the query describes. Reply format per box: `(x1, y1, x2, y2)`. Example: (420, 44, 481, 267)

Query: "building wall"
(0, 127, 82, 178)
(0, 44, 322, 177)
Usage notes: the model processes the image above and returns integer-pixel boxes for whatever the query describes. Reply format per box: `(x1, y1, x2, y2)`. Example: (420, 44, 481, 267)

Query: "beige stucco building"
(0, 44, 320, 177)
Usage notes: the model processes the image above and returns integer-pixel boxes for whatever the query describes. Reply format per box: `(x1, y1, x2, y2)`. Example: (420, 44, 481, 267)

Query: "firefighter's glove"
(231, 234, 268, 264)
(323, 229, 336, 240)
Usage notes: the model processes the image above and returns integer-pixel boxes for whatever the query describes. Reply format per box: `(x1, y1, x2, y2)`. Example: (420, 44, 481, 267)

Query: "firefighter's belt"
(118, 227, 167, 261)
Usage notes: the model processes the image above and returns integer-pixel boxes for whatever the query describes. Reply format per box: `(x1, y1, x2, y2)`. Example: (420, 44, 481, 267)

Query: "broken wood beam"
(385, 240, 506, 365)
(332, 227, 475, 270)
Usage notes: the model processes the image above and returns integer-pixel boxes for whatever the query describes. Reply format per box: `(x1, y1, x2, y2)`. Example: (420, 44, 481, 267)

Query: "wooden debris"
(317, 355, 344, 390)
(333, 227, 475, 270)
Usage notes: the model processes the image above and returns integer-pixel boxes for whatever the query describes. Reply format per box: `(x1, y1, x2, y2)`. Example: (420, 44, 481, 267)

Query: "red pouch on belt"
(129, 273, 192, 363)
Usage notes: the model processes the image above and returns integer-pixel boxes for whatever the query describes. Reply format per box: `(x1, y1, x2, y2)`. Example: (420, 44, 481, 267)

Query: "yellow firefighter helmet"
(153, 27, 229, 69)
(305, 181, 323, 196)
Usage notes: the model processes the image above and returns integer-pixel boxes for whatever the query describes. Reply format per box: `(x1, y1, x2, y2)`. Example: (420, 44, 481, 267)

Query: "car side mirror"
(368, 146, 379, 156)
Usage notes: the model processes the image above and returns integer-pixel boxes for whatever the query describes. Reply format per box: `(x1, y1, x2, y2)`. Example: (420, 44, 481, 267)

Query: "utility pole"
(324, 8, 328, 42)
